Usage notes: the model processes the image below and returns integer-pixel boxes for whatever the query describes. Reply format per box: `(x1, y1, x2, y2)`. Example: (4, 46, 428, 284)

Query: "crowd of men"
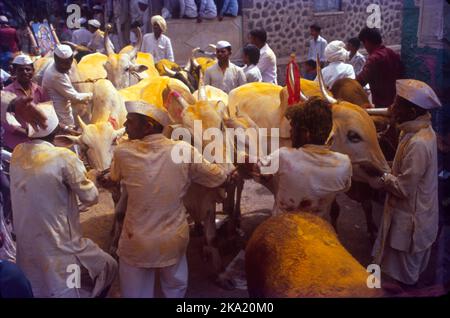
(0, 2, 447, 299)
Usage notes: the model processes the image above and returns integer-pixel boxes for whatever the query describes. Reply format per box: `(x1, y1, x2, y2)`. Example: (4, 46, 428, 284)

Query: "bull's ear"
(130, 64, 148, 73)
(54, 135, 82, 148)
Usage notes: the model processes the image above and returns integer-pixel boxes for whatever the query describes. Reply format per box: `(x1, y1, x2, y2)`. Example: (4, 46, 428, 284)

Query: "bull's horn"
(197, 71, 207, 101)
(128, 27, 142, 59)
(316, 54, 337, 104)
(77, 115, 88, 131)
(183, 59, 191, 72)
(103, 24, 115, 56)
(365, 108, 390, 116)
(163, 64, 177, 77)
(191, 57, 200, 69)
(300, 91, 308, 102)
(192, 47, 201, 56)
(61, 41, 92, 53)
(167, 85, 190, 109)
(208, 44, 217, 50)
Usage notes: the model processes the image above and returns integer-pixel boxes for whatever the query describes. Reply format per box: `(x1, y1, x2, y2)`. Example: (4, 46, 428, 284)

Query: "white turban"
(324, 40, 349, 63)
(54, 44, 73, 59)
(396, 79, 442, 110)
(125, 100, 170, 126)
(27, 102, 59, 138)
(12, 54, 33, 65)
(151, 15, 167, 33)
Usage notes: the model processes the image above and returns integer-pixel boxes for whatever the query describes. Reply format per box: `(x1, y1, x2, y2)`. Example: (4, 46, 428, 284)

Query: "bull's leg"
(202, 208, 222, 273)
(234, 178, 244, 232)
(361, 199, 377, 242)
(330, 199, 340, 233)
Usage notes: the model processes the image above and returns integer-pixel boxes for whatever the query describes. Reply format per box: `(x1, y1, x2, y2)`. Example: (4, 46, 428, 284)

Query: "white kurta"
(257, 43, 277, 84)
(71, 27, 93, 46)
(259, 145, 352, 217)
(315, 61, 355, 89)
(141, 33, 174, 63)
(110, 134, 227, 268)
(307, 35, 328, 62)
(204, 62, 247, 93)
(10, 140, 117, 297)
(242, 64, 262, 83)
(373, 113, 439, 285)
(42, 63, 92, 126)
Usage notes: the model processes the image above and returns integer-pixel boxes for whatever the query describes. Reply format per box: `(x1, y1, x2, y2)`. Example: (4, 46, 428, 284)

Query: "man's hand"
(97, 169, 119, 190)
(13, 97, 48, 131)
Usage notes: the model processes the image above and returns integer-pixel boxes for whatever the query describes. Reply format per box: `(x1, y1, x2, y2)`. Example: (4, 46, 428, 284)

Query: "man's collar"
(398, 113, 431, 134)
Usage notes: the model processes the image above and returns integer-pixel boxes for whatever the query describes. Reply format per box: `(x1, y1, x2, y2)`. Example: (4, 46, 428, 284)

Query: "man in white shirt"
(204, 40, 246, 93)
(307, 24, 328, 65)
(71, 18, 92, 46)
(346, 38, 366, 76)
(249, 29, 277, 84)
(315, 40, 355, 89)
(141, 15, 174, 62)
(242, 44, 262, 83)
(98, 101, 228, 298)
(10, 102, 117, 297)
(87, 19, 113, 54)
(361, 80, 441, 289)
(238, 97, 352, 218)
(42, 45, 93, 127)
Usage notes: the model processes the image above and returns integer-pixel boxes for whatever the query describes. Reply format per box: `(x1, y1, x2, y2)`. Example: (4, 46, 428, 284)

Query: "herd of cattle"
(27, 27, 397, 296)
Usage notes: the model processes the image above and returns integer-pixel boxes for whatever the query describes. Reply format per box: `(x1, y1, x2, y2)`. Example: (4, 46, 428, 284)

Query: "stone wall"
(241, 0, 403, 83)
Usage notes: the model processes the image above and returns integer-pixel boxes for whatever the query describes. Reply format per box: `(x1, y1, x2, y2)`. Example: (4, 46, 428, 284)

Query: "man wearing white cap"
(71, 18, 93, 46)
(204, 40, 246, 93)
(87, 19, 113, 54)
(315, 40, 355, 89)
(3, 54, 50, 150)
(42, 44, 93, 127)
(98, 100, 228, 298)
(9, 102, 117, 297)
(361, 79, 442, 289)
(141, 15, 174, 62)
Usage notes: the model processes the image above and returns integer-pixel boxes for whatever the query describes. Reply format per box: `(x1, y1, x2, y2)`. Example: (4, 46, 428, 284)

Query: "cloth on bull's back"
(9, 140, 116, 297)
(110, 134, 227, 268)
(259, 145, 352, 217)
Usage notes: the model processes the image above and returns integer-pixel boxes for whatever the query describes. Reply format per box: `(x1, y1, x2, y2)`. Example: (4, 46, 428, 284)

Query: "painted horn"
(104, 24, 115, 56)
(163, 64, 177, 77)
(316, 54, 337, 104)
(365, 108, 390, 116)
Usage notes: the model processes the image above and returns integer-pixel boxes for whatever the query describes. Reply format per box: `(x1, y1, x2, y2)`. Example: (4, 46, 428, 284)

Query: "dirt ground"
(80, 179, 442, 298)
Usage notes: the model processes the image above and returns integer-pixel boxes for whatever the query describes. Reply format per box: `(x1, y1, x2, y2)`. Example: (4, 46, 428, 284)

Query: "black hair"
(304, 59, 317, 69)
(358, 27, 382, 45)
(130, 21, 142, 29)
(310, 24, 321, 32)
(243, 44, 260, 65)
(249, 29, 267, 44)
(347, 37, 361, 50)
(285, 97, 333, 146)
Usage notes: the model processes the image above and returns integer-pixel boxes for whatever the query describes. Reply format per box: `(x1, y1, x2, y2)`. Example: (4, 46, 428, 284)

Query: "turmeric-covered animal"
(245, 212, 382, 297)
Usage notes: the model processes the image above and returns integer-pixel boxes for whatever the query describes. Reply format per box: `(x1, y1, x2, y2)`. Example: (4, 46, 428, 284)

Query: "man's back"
(263, 145, 352, 217)
(357, 46, 403, 107)
(71, 27, 92, 46)
(110, 134, 226, 267)
(258, 43, 277, 84)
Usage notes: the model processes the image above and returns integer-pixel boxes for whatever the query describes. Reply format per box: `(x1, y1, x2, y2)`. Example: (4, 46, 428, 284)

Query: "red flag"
(285, 53, 301, 106)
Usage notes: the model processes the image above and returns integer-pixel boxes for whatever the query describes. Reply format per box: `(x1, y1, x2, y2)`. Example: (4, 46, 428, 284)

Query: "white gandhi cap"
(54, 44, 73, 59)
